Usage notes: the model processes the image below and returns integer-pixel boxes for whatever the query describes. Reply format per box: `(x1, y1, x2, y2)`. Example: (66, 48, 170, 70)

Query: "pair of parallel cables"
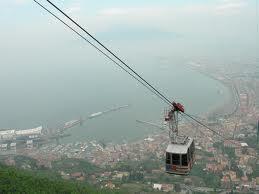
(33, 0, 227, 139)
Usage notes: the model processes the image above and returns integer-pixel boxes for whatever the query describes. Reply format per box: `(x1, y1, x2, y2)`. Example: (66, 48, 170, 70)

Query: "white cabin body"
(165, 136, 195, 175)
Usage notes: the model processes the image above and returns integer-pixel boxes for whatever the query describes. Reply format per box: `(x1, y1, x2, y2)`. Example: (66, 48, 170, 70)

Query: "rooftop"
(166, 137, 193, 154)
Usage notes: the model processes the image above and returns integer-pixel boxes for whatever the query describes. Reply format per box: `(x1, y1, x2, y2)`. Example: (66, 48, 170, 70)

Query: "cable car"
(164, 102, 195, 175)
(165, 136, 195, 175)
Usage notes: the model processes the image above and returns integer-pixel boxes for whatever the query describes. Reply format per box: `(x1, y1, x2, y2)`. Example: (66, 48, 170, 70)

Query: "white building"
(0, 126, 43, 141)
(26, 140, 33, 149)
(10, 142, 16, 150)
(153, 184, 162, 191)
(1, 144, 8, 151)
(0, 130, 15, 140)
(16, 126, 42, 136)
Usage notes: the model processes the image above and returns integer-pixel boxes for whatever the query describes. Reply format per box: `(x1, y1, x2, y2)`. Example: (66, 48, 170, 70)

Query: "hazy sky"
(1, 0, 258, 63)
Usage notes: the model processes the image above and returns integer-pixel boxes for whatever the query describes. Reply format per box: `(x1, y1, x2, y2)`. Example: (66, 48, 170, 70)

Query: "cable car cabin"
(165, 136, 195, 175)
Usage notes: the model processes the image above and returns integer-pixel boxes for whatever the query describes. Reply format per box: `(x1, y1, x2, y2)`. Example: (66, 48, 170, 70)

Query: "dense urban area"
(0, 60, 259, 194)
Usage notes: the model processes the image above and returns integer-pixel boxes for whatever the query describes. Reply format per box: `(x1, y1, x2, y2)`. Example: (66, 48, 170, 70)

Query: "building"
(153, 184, 162, 191)
(224, 140, 240, 148)
(224, 171, 237, 181)
(105, 181, 115, 189)
(240, 142, 248, 147)
(256, 177, 259, 191)
(0, 144, 7, 151)
(26, 140, 33, 149)
(0, 130, 15, 140)
(70, 172, 84, 179)
(257, 120, 259, 145)
(0, 126, 43, 142)
(16, 126, 43, 137)
(206, 163, 219, 173)
(4, 157, 15, 166)
(161, 184, 174, 192)
(221, 175, 231, 189)
(10, 142, 16, 150)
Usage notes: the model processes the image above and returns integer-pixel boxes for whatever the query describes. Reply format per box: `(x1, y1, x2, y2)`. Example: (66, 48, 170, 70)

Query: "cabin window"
(187, 148, 190, 162)
(192, 142, 195, 153)
(181, 154, 188, 166)
(166, 152, 171, 164)
(172, 154, 180, 165)
(190, 142, 194, 156)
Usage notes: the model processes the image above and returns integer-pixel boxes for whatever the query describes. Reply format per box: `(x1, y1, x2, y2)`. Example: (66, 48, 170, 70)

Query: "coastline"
(188, 67, 239, 120)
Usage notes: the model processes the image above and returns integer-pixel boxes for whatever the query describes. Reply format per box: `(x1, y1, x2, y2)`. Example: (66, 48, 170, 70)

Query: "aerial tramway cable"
(182, 113, 225, 138)
(33, 0, 226, 140)
(33, 0, 170, 106)
(43, 0, 173, 107)
(257, 0, 259, 34)
(256, 0, 259, 58)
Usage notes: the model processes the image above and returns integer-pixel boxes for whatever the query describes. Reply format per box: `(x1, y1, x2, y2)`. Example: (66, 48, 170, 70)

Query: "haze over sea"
(0, 0, 257, 143)
(0, 58, 231, 143)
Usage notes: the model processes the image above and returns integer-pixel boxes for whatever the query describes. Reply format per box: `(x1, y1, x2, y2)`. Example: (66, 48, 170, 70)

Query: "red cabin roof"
(172, 102, 184, 113)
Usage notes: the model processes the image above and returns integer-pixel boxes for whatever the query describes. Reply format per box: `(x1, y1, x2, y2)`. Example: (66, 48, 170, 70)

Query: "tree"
(174, 184, 181, 192)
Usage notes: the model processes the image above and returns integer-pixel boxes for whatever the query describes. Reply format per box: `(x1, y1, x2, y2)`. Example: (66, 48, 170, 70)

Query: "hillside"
(0, 164, 120, 194)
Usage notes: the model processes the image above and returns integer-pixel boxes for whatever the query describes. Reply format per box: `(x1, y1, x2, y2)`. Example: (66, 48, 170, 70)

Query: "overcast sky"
(0, 0, 258, 66)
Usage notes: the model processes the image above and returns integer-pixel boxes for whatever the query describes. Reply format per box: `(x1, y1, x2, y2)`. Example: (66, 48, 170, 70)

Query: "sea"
(0, 60, 231, 144)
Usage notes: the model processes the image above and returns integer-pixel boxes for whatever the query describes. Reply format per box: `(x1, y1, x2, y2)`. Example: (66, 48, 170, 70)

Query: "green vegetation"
(14, 155, 38, 170)
(213, 142, 236, 160)
(113, 156, 162, 173)
(115, 160, 159, 171)
(120, 182, 175, 194)
(52, 158, 101, 174)
(251, 164, 259, 177)
(243, 136, 259, 151)
(113, 160, 139, 172)
(202, 151, 214, 157)
(128, 171, 144, 181)
(139, 158, 162, 173)
(224, 147, 236, 160)
(231, 163, 243, 178)
(190, 164, 221, 188)
(0, 164, 120, 194)
(213, 142, 223, 150)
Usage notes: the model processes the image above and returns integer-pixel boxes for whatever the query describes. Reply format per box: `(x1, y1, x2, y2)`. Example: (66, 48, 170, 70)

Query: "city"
(0, 59, 258, 193)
